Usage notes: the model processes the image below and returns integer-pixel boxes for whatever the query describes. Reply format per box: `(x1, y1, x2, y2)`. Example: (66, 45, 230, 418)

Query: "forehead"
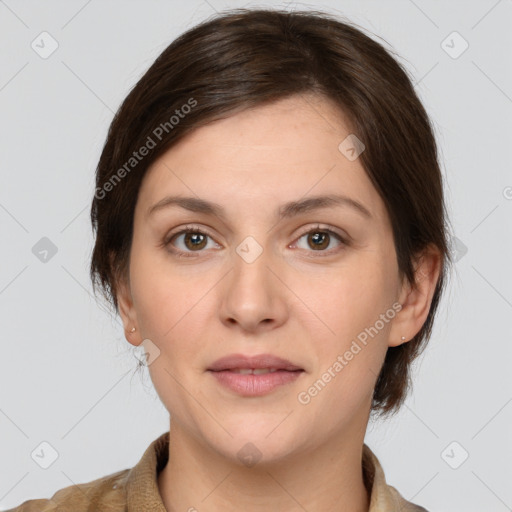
(136, 94, 388, 225)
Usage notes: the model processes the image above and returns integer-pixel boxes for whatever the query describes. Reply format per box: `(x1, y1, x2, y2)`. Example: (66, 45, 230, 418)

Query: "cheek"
(130, 243, 210, 340)
(130, 248, 213, 418)
(298, 256, 393, 345)
(294, 256, 394, 403)
(129, 245, 221, 400)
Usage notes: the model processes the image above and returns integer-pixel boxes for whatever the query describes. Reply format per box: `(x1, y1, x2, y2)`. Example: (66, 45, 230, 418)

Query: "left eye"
(293, 228, 345, 252)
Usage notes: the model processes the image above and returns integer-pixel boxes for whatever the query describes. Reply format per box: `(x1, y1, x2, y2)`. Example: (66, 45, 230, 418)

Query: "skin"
(116, 93, 441, 512)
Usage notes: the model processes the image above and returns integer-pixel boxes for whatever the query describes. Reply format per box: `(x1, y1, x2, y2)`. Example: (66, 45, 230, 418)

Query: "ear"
(388, 244, 442, 347)
(115, 271, 142, 347)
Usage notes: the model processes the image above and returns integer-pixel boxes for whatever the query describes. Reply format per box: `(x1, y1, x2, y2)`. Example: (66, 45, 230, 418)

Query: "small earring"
(130, 327, 136, 333)
(401, 336, 406, 341)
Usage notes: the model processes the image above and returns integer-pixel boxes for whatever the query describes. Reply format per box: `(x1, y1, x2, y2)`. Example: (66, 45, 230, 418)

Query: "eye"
(164, 225, 220, 257)
(163, 224, 348, 258)
(292, 225, 347, 254)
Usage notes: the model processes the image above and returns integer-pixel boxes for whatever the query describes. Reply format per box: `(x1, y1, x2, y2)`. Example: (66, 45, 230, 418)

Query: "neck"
(157, 420, 371, 512)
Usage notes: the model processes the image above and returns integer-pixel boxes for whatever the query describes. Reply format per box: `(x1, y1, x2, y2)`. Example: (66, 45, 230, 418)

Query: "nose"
(218, 245, 289, 334)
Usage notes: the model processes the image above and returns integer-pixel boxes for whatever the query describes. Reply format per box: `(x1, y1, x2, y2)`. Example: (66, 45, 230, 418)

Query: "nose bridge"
(218, 236, 287, 331)
(231, 237, 274, 306)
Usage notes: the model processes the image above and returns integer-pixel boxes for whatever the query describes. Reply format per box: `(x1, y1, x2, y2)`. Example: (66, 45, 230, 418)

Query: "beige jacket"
(6, 431, 428, 511)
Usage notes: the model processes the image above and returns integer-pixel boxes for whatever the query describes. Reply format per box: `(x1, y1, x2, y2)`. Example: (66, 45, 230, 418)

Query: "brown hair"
(90, 7, 452, 419)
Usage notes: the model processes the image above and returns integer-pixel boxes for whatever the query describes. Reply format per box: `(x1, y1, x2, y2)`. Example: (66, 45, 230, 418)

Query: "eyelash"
(162, 224, 348, 259)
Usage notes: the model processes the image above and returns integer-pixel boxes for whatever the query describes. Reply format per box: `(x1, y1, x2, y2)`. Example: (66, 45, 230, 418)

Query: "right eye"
(164, 225, 221, 257)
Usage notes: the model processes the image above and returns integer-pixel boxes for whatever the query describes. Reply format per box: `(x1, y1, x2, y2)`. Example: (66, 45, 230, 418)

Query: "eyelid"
(293, 223, 348, 243)
(165, 224, 216, 241)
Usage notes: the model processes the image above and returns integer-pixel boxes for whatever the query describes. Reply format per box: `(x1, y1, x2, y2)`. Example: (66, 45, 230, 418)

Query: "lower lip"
(208, 370, 303, 396)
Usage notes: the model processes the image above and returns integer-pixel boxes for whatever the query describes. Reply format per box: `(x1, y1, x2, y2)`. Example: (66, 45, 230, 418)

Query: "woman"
(8, 7, 451, 512)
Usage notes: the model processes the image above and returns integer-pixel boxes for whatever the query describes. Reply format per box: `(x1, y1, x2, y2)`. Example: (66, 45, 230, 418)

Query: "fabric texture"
(6, 431, 428, 511)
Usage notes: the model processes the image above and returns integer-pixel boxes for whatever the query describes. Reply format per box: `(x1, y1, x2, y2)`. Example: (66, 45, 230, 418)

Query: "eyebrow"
(146, 193, 372, 221)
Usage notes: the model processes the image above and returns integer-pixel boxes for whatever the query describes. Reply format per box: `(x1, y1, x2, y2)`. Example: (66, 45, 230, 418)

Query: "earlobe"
(388, 244, 442, 347)
(116, 278, 141, 347)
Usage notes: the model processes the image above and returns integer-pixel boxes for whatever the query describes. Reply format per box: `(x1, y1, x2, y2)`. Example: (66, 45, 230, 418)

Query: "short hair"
(90, 8, 452, 419)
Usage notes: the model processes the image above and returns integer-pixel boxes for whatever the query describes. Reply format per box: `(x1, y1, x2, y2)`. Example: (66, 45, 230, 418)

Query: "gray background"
(1, 1, 511, 510)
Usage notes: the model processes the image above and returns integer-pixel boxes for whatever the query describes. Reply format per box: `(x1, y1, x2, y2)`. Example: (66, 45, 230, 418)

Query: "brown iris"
(308, 231, 330, 250)
(184, 232, 208, 251)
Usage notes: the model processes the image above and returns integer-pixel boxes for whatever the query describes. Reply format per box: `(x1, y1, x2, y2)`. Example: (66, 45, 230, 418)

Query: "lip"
(207, 353, 304, 397)
(207, 353, 303, 372)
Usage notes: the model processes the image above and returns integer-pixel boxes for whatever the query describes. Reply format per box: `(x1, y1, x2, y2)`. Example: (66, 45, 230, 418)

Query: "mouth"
(221, 368, 281, 374)
(207, 353, 303, 372)
(207, 353, 304, 396)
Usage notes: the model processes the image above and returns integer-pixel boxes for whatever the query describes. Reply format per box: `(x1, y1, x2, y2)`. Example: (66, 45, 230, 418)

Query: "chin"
(203, 420, 306, 467)
(228, 437, 300, 468)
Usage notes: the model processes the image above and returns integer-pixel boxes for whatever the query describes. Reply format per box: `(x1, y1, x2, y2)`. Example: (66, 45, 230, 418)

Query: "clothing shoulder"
(362, 443, 430, 512)
(387, 483, 430, 511)
(4, 468, 131, 512)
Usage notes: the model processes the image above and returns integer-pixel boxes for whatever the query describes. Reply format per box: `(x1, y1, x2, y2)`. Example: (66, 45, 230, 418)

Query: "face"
(118, 94, 408, 464)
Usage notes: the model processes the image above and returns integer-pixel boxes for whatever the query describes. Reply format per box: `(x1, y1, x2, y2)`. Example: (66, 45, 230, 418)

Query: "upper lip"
(207, 353, 303, 372)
